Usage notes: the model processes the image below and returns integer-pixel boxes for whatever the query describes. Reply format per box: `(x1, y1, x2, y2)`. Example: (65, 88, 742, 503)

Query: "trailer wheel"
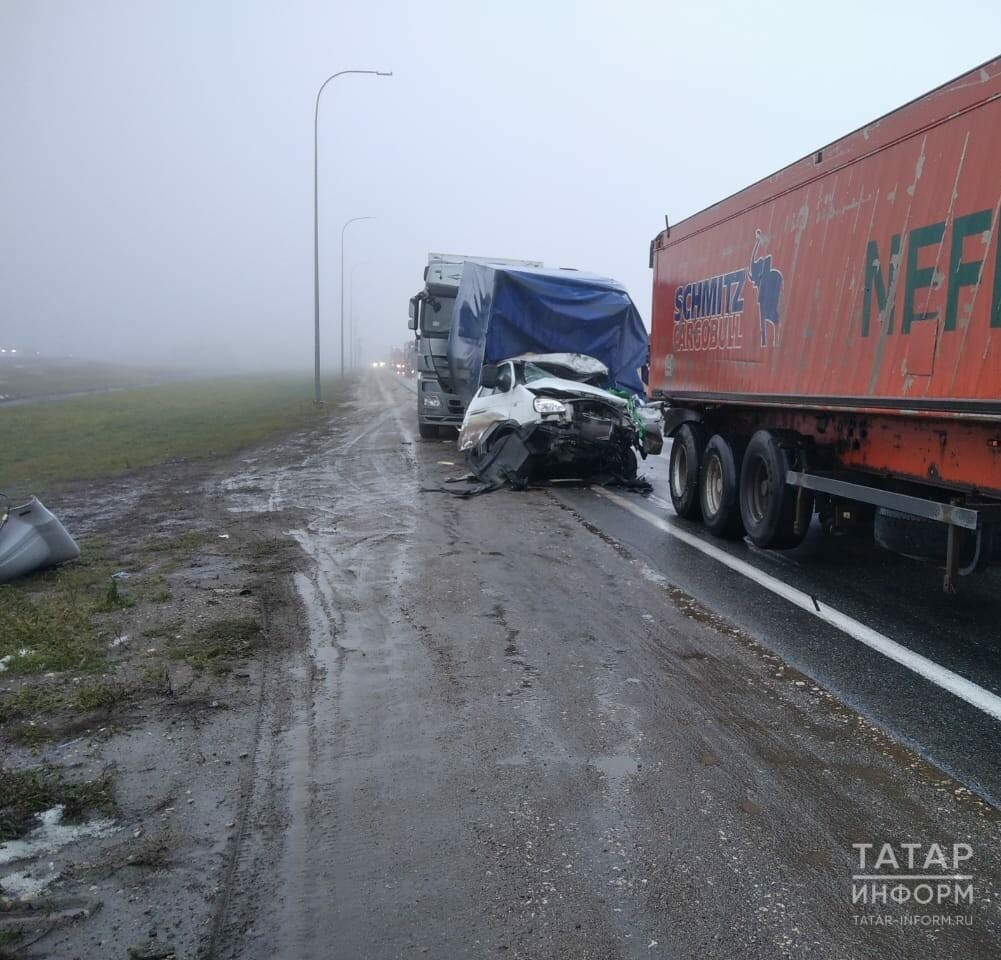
(699, 434, 745, 539)
(669, 423, 707, 519)
(739, 430, 810, 549)
(418, 421, 440, 440)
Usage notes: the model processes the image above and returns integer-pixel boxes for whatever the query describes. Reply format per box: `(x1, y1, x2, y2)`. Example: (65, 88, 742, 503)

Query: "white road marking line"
(597, 488, 1001, 724)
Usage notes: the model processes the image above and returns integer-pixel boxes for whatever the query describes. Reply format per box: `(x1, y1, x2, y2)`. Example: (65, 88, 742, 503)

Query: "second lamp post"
(312, 68, 391, 401)
(340, 216, 374, 376)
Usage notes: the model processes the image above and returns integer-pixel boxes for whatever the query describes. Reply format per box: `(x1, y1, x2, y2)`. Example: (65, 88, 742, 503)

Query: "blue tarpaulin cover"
(448, 263, 648, 403)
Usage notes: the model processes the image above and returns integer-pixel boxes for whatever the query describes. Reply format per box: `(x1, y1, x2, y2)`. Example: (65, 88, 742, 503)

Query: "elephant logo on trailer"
(748, 229, 783, 347)
(670, 233, 785, 354)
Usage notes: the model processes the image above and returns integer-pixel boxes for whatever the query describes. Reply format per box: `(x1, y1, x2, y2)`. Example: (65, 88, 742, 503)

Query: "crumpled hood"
(525, 376, 628, 405)
(507, 353, 610, 383)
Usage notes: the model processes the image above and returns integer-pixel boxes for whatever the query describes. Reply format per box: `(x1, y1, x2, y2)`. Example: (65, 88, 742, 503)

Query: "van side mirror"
(480, 364, 499, 389)
(408, 298, 418, 331)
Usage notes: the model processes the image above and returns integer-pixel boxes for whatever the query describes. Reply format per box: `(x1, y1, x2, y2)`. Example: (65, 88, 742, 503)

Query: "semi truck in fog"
(408, 253, 542, 438)
(650, 56, 1001, 591)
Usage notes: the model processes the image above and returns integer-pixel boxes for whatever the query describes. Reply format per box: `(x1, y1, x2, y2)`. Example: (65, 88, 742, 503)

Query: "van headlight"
(533, 397, 567, 415)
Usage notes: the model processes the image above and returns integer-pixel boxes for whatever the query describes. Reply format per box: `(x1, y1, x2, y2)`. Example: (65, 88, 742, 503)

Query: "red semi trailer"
(649, 57, 1001, 590)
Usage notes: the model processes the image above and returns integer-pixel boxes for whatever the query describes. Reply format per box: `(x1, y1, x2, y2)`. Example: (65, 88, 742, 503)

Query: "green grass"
(0, 586, 103, 674)
(0, 766, 116, 841)
(0, 374, 338, 496)
(141, 664, 174, 695)
(0, 685, 66, 723)
(73, 680, 135, 712)
(0, 680, 136, 721)
(0, 529, 226, 676)
(169, 616, 263, 673)
(0, 548, 126, 673)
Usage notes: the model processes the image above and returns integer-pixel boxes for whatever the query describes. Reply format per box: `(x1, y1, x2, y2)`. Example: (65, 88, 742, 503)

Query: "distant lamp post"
(340, 217, 375, 376)
(312, 68, 392, 403)
(349, 260, 371, 369)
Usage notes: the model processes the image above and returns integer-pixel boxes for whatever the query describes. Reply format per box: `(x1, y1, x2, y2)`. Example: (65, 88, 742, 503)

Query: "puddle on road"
(0, 806, 118, 899)
(591, 754, 640, 784)
(0, 807, 118, 868)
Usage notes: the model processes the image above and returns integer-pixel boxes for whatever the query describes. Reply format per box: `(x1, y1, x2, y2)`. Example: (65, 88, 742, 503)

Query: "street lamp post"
(313, 68, 391, 403)
(340, 217, 374, 376)
(349, 260, 371, 369)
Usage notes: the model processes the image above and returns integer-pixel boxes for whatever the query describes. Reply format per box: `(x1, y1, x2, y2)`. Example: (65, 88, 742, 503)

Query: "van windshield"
(522, 362, 559, 383)
(521, 361, 594, 383)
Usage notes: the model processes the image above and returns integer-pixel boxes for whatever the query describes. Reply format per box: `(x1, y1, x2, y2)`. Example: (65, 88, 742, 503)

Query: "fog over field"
(3, 0, 1000, 371)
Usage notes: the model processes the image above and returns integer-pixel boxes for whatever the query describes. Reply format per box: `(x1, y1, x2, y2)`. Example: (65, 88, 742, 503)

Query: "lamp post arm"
(312, 69, 391, 402)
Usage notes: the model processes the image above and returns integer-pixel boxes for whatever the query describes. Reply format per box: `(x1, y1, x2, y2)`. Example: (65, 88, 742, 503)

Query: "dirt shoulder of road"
(0, 389, 349, 960)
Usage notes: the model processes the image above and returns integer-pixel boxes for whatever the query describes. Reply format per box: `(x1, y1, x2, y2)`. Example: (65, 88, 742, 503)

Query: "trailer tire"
(669, 423, 707, 519)
(418, 421, 440, 440)
(699, 434, 745, 539)
(739, 430, 810, 549)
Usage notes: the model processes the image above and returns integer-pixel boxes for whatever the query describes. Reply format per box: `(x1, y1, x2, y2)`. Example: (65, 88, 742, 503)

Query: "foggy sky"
(3, 1, 1000, 371)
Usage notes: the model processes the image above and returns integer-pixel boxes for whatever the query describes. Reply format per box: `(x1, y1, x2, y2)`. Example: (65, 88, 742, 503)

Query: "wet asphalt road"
(560, 459, 1001, 808)
(218, 373, 1001, 960)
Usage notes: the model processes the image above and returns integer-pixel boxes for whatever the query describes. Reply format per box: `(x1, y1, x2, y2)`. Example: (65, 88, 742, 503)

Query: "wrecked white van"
(457, 353, 662, 489)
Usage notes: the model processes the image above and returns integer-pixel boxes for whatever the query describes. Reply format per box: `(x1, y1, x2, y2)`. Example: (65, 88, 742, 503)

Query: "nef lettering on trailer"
(862, 207, 1001, 337)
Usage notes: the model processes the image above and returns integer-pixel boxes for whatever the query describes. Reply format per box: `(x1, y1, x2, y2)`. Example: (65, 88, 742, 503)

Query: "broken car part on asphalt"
(0, 493, 81, 584)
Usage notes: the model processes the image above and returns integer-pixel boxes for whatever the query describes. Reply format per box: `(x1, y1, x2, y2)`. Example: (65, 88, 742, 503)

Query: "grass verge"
(0, 550, 126, 674)
(0, 373, 339, 496)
